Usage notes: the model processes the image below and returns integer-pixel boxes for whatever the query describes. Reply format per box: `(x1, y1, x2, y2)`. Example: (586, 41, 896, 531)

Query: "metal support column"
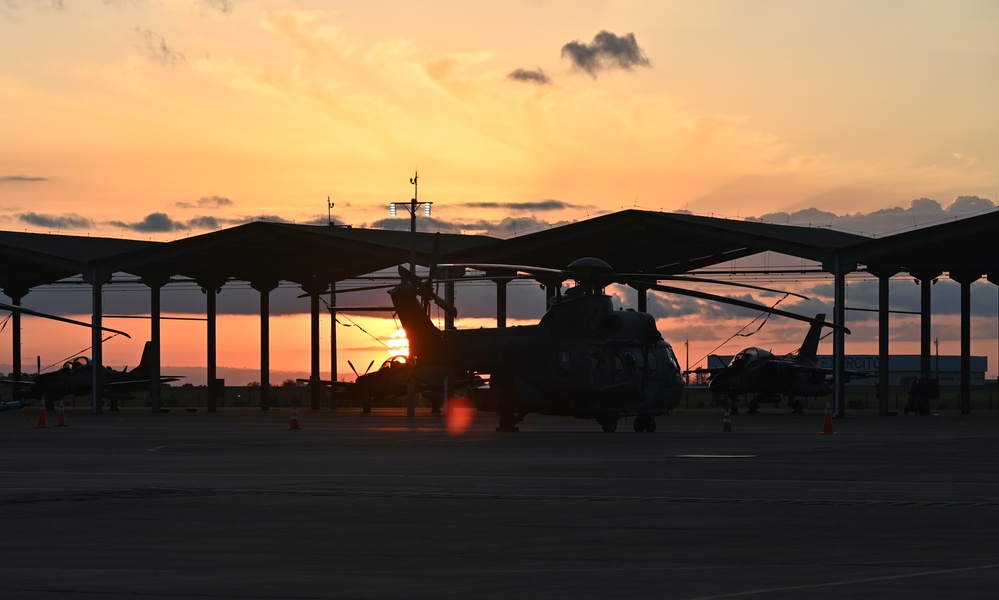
(3, 287, 27, 404)
(140, 275, 169, 413)
(86, 266, 112, 415)
(867, 266, 898, 416)
(950, 270, 981, 414)
(252, 280, 278, 411)
(199, 279, 224, 413)
(822, 256, 855, 419)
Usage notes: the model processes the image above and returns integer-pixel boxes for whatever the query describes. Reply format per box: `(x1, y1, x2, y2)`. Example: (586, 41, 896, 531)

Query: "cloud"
(18, 212, 94, 230)
(749, 195, 997, 236)
(561, 31, 650, 77)
(248, 214, 292, 223)
(175, 195, 235, 209)
(134, 27, 185, 66)
(201, 0, 234, 13)
(109, 212, 187, 233)
(369, 213, 573, 237)
(507, 68, 551, 85)
(186, 216, 225, 230)
(1, 175, 48, 183)
(947, 195, 995, 214)
(455, 200, 581, 212)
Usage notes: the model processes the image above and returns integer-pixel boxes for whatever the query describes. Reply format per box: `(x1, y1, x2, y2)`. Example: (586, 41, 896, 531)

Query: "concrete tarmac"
(2, 406, 999, 599)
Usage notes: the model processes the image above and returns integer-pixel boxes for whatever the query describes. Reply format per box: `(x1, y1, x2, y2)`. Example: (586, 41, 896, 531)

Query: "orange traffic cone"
(722, 409, 733, 432)
(821, 400, 836, 435)
(289, 406, 301, 430)
(36, 401, 48, 429)
(56, 400, 69, 427)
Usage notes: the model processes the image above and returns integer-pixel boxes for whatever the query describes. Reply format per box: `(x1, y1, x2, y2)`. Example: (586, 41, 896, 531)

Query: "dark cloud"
(1, 175, 48, 183)
(457, 200, 580, 211)
(18, 212, 94, 230)
(487, 216, 564, 237)
(249, 215, 292, 223)
(507, 68, 551, 85)
(134, 27, 185, 66)
(749, 196, 997, 236)
(299, 214, 352, 227)
(369, 214, 575, 238)
(109, 212, 187, 233)
(186, 216, 225, 230)
(370, 216, 463, 234)
(948, 195, 995, 214)
(561, 31, 650, 77)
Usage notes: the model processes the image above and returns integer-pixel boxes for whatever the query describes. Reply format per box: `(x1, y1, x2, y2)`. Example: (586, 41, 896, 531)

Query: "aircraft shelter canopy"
(0, 209, 996, 295)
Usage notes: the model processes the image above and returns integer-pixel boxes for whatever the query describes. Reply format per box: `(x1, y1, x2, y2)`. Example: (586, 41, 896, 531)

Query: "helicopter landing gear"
(597, 413, 619, 433)
(633, 415, 657, 432)
(496, 411, 520, 432)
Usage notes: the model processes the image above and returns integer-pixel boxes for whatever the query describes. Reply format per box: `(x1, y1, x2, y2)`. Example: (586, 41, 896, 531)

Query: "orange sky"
(1, 1, 998, 383)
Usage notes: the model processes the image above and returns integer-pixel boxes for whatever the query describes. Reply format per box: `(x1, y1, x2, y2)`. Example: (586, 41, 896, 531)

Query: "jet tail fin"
(133, 341, 154, 378)
(797, 313, 826, 362)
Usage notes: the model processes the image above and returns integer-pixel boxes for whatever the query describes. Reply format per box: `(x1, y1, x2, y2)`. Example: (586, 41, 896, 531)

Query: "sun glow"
(387, 328, 409, 358)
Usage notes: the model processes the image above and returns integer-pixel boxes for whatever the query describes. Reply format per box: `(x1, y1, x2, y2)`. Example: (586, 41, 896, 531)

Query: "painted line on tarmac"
(673, 454, 757, 458)
(685, 563, 999, 599)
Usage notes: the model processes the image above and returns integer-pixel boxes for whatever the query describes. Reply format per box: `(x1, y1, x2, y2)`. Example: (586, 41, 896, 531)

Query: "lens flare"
(445, 397, 475, 436)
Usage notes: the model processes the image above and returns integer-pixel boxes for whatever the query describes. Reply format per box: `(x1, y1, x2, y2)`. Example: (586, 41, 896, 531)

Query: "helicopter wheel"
(496, 411, 519, 432)
(633, 415, 657, 433)
(598, 413, 618, 433)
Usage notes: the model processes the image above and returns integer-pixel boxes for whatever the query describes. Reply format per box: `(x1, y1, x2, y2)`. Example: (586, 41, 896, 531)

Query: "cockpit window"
(559, 351, 571, 371)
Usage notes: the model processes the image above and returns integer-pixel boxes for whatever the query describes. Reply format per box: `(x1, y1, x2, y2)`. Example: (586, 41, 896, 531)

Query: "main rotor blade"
(396, 265, 457, 318)
(645, 283, 849, 333)
(297, 283, 396, 298)
(620, 275, 809, 299)
(0, 303, 132, 338)
(436, 263, 569, 278)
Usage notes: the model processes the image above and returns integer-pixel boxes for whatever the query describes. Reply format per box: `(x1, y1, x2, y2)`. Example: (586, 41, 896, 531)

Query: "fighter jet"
(688, 314, 871, 414)
(12, 341, 183, 410)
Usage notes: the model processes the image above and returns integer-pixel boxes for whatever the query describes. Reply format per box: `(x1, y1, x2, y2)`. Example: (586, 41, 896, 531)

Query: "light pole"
(389, 171, 432, 273)
(389, 171, 433, 418)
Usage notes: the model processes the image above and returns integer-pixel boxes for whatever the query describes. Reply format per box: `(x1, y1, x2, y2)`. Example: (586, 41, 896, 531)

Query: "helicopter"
(341, 355, 421, 413)
(687, 313, 870, 414)
(389, 257, 844, 432)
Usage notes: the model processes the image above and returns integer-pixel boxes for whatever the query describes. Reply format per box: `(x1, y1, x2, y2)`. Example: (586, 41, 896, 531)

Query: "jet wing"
(683, 367, 724, 376)
(104, 376, 184, 387)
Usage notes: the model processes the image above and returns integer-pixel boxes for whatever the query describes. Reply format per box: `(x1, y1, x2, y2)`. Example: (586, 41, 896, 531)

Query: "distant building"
(814, 355, 988, 387)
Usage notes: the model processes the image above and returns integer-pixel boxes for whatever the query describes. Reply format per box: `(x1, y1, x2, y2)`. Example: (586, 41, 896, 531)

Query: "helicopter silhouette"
(342, 355, 421, 413)
(687, 313, 870, 414)
(389, 257, 843, 432)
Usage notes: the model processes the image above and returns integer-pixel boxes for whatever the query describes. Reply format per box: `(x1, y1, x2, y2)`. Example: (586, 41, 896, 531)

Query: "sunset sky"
(2, 1, 998, 385)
